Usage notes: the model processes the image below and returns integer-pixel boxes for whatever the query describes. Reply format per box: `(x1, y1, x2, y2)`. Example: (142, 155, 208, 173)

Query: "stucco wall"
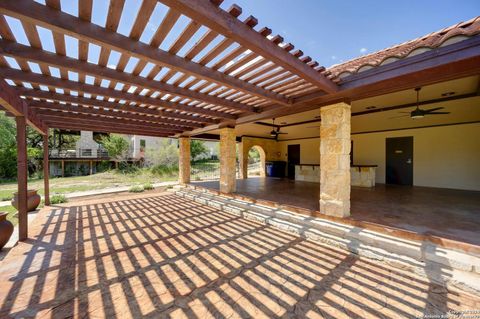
(351, 123, 480, 191)
(239, 137, 281, 178)
(277, 138, 320, 164)
(275, 122, 479, 191)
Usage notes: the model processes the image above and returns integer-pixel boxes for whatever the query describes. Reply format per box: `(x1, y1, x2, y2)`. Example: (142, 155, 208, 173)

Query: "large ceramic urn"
(11, 189, 41, 212)
(0, 212, 13, 250)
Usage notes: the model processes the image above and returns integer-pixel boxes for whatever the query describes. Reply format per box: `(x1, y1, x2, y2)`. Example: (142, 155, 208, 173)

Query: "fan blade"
(389, 115, 410, 119)
(277, 132, 288, 134)
(423, 107, 444, 113)
(398, 111, 411, 114)
(427, 112, 450, 115)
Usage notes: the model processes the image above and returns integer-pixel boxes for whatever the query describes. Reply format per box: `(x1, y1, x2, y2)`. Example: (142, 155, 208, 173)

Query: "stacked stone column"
(219, 127, 237, 193)
(178, 137, 190, 184)
(320, 102, 351, 217)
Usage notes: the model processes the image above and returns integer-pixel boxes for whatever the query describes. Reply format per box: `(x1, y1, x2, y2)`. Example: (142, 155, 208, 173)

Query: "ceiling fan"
(392, 87, 451, 119)
(269, 118, 288, 140)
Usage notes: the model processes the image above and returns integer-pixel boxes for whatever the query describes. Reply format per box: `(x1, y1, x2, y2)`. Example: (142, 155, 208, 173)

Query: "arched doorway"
(247, 145, 266, 177)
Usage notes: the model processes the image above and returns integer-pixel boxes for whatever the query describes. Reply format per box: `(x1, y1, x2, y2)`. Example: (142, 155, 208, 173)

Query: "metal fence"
(190, 161, 241, 181)
(49, 147, 109, 159)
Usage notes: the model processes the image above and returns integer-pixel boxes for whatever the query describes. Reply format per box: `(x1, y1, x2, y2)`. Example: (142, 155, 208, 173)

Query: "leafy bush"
(100, 134, 129, 161)
(191, 140, 209, 161)
(145, 139, 178, 167)
(117, 162, 139, 174)
(129, 185, 144, 193)
(50, 194, 68, 204)
(97, 160, 112, 173)
(143, 183, 154, 190)
(151, 164, 178, 177)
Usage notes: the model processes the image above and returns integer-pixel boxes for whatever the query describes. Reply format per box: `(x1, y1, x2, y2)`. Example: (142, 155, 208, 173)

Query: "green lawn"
(0, 169, 179, 225)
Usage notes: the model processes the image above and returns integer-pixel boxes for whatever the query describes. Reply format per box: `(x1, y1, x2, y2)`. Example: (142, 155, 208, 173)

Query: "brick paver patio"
(0, 192, 478, 318)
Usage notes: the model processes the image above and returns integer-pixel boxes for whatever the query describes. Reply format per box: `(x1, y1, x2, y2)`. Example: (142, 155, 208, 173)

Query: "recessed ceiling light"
(366, 106, 376, 110)
(441, 91, 456, 97)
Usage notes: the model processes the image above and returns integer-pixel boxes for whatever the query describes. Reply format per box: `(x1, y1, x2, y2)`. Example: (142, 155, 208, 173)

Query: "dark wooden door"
(287, 144, 300, 179)
(386, 137, 413, 185)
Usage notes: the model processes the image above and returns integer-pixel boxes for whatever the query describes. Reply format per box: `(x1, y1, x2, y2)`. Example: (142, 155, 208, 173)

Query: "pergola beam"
(28, 100, 198, 130)
(0, 0, 290, 106)
(158, 0, 338, 94)
(0, 77, 47, 134)
(34, 110, 182, 134)
(0, 39, 258, 113)
(44, 121, 172, 138)
(16, 88, 217, 125)
(1, 68, 234, 120)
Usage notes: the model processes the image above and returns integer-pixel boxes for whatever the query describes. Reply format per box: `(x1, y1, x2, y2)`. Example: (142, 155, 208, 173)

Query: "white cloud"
(360, 48, 368, 54)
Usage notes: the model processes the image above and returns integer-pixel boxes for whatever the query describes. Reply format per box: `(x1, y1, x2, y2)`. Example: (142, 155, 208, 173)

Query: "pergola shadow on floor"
(0, 192, 478, 318)
(193, 177, 480, 247)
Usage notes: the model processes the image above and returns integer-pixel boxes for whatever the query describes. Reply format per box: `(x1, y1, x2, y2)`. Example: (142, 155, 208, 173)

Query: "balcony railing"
(49, 148, 110, 159)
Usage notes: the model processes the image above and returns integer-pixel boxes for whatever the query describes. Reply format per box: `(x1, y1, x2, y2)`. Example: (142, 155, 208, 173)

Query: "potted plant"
(0, 212, 13, 250)
(11, 189, 41, 212)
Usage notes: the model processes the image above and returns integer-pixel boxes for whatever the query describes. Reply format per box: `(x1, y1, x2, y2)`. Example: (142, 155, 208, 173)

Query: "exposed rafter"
(17, 88, 214, 125)
(0, 77, 46, 134)
(0, 39, 257, 114)
(0, 0, 292, 106)
(158, 0, 338, 94)
(0, 68, 234, 120)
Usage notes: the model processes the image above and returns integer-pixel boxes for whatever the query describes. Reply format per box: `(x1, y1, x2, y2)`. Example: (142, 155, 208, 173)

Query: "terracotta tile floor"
(0, 192, 478, 318)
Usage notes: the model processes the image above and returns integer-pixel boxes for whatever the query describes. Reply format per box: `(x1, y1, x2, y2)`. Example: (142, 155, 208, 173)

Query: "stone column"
(319, 102, 351, 218)
(238, 140, 248, 179)
(178, 137, 190, 184)
(219, 127, 236, 193)
(16, 116, 28, 240)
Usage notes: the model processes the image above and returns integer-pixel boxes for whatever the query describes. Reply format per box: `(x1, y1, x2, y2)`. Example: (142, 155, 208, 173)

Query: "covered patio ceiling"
(0, 1, 478, 137)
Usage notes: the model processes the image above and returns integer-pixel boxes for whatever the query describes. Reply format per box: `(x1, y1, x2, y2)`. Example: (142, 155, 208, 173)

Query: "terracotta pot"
(11, 189, 41, 212)
(0, 212, 13, 251)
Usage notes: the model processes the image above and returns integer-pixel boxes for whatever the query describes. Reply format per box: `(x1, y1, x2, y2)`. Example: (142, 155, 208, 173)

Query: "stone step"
(170, 185, 480, 294)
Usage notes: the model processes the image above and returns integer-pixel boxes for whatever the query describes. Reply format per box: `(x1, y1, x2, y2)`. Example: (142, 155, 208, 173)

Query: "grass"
(0, 169, 178, 201)
(50, 194, 68, 204)
(129, 185, 144, 193)
(143, 183, 154, 190)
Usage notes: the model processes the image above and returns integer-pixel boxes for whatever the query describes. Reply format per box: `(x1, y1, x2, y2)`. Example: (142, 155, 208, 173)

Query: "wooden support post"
(89, 160, 93, 175)
(43, 131, 50, 206)
(16, 116, 28, 241)
(178, 137, 191, 184)
(61, 160, 65, 177)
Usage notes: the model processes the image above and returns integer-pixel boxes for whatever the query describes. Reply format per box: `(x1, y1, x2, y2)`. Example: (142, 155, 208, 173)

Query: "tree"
(190, 140, 209, 161)
(100, 134, 129, 161)
(0, 113, 17, 180)
(145, 139, 178, 167)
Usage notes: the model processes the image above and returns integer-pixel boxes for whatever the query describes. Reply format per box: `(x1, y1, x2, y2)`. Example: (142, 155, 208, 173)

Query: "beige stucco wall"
(278, 138, 320, 164)
(351, 123, 480, 191)
(239, 136, 281, 178)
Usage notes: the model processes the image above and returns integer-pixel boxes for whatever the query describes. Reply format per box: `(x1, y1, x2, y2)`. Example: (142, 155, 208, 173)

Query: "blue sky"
(220, 0, 479, 66)
(5, 0, 480, 74)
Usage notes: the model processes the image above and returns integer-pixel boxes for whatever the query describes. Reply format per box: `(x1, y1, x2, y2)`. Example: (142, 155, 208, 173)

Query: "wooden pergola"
(0, 1, 479, 240)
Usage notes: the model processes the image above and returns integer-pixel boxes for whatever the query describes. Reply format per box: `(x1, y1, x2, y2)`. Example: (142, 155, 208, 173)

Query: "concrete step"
(170, 184, 480, 294)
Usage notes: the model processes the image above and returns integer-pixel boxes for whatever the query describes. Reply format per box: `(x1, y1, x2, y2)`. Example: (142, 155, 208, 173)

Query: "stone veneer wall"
(320, 103, 351, 217)
(178, 137, 190, 184)
(295, 165, 320, 182)
(219, 128, 237, 193)
(351, 167, 376, 187)
(238, 136, 281, 179)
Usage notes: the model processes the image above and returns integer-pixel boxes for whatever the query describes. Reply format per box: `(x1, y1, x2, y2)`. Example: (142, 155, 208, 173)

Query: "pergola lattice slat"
(159, 0, 338, 94)
(0, 0, 292, 107)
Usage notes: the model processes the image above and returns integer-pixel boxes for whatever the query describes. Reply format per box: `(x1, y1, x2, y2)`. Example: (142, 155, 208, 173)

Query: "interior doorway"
(386, 137, 413, 185)
(287, 144, 300, 179)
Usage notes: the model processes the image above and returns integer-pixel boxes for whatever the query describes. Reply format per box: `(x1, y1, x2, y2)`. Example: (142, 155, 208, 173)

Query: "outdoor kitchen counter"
(295, 164, 377, 187)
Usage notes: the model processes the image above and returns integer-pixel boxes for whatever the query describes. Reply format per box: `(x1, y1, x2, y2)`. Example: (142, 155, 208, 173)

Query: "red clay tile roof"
(325, 16, 480, 82)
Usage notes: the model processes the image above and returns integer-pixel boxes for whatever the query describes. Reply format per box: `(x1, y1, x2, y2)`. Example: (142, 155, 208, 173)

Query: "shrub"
(117, 162, 139, 174)
(151, 164, 178, 177)
(145, 139, 178, 167)
(129, 185, 144, 193)
(50, 194, 68, 204)
(143, 183, 154, 190)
